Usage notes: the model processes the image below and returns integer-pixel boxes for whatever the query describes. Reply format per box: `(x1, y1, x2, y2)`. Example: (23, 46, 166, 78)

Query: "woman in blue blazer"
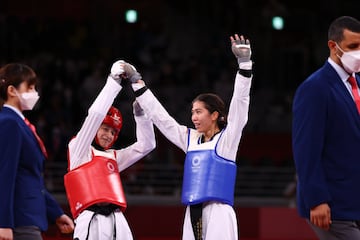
(293, 16, 360, 240)
(0, 63, 74, 240)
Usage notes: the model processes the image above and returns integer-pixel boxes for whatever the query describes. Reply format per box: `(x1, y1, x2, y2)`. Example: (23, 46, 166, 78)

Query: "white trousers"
(182, 202, 238, 240)
(73, 210, 133, 240)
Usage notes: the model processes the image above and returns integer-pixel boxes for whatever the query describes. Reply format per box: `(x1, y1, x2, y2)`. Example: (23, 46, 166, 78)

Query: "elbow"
(145, 130, 156, 152)
(147, 140, 156, 153)
(139, 139, 156, 154)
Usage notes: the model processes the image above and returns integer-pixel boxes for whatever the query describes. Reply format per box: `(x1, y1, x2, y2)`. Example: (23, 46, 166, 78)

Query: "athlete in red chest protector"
(64, 60, 156, 240)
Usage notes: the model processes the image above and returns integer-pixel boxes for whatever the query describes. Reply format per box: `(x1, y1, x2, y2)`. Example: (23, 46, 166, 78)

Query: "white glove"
(123, 63, 142, 83)
(231, 34, 252, 67)
(110, 60, 126, 84)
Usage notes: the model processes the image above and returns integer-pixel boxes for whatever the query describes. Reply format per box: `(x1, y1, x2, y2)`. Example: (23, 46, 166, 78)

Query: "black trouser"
(13, 226, 42, 240)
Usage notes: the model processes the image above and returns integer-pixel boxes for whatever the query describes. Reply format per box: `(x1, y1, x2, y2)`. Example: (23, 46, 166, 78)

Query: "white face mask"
(17, 91, 40, 110)
(336, 43, 360, 73)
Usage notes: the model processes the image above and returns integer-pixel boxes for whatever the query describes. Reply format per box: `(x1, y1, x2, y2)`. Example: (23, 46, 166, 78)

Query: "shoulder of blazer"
(295, 62, 336, 101)
(0, 107, 26, 132)
(0, 107, 21, 120)
(306, 62, 340, 87)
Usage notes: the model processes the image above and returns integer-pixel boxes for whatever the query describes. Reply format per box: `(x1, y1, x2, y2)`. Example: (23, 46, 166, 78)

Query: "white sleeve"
(115, 113, 156, 171)
(135, 89, 189, 152)
(68, 77, 122, 170)
(216, 71, 252, 161)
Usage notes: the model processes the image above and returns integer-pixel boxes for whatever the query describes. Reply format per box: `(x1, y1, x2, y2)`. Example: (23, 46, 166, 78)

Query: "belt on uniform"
(86, 203, 120, 216)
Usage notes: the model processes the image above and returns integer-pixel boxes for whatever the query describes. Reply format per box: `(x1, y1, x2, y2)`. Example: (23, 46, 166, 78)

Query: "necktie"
(348, 76, 360, 114)
(24, 118, 48, 158)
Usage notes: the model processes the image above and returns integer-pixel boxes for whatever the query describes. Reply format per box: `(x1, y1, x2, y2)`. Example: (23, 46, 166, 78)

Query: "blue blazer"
(292, 61, 360, 220)
(0, 107, 63, 231)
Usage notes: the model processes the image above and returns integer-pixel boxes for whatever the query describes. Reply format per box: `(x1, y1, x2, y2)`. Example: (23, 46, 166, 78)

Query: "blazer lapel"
(323, 63, 360, 122)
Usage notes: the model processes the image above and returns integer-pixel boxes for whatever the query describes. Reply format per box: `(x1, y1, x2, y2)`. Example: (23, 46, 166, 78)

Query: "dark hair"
(328, 16, 360, 42)
(0, 63, 37, 104)
(192, 93, 227, 130)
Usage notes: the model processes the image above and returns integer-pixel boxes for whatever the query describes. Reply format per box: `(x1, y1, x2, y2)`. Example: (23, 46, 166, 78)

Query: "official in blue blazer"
(292, 16, 360, 240)
(0, 63, 74, 240)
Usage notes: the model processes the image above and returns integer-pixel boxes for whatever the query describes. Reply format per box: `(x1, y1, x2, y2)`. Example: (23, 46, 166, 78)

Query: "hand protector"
(110, 60, 126, 84)
(133, 100, 144, 116)
(231, 34, 252, 65)
(124, 63, 142, 83)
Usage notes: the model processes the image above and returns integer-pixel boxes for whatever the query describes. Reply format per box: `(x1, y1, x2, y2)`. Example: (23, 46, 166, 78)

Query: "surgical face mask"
(336, 43, 360, 73)
(16, 91, 40, 110)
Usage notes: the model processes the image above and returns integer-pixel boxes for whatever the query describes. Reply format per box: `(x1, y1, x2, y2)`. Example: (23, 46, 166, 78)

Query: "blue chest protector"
(181, 148, 237, 206)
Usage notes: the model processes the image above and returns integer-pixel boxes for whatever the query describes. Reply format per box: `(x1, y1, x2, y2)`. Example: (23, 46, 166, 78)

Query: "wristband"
(238, 69, 252, 78)
(134, 86, 148, 97)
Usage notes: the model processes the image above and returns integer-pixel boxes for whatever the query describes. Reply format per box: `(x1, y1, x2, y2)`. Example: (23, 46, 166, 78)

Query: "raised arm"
(122, 62, 189, 152)
(116, 100, 156, 171)
(217, 34, 253, 161)
(68, 61, 125, 170)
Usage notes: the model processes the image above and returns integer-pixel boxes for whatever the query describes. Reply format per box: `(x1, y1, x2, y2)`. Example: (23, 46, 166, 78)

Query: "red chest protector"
(64, 153, 127, 218)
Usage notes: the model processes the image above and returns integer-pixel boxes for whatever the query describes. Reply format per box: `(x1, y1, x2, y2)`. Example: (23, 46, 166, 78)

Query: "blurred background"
(0, 0, 358, 239)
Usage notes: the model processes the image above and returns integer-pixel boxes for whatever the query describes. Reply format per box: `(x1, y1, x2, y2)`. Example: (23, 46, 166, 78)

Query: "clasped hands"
(109, 60, 142, 84)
